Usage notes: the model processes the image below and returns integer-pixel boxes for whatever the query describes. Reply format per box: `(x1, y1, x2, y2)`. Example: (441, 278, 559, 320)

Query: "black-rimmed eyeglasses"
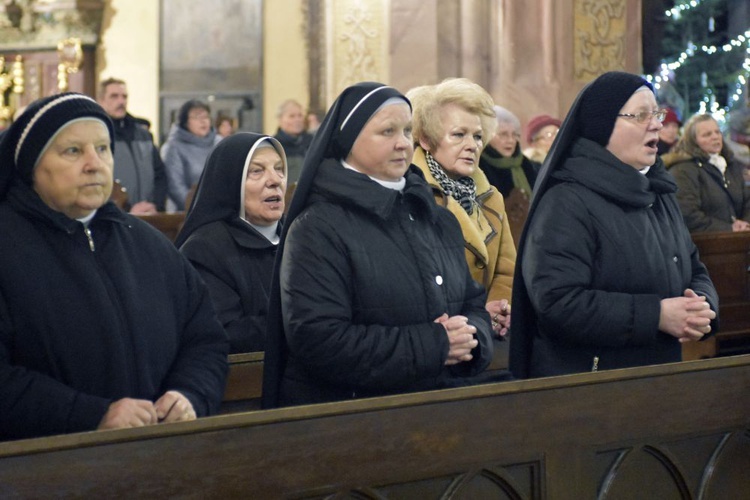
(616, 110, 667, 124)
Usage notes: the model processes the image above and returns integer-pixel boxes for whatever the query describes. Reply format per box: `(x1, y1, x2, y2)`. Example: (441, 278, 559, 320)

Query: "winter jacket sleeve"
(452, 260, 495, 378)
(0, 287, 112, 440)
(162, 141, 190, 210)
(487, 193, 517, 303)
(280, 212, 450, 393)
(669, 161, 734, 232)
(522, 187, 663, 348)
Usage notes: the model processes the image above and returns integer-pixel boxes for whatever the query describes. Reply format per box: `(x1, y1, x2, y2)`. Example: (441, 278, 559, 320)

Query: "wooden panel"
(135, 213, 186, 243)
(1, 355, 748, 498)
(692, 231, 750, 356)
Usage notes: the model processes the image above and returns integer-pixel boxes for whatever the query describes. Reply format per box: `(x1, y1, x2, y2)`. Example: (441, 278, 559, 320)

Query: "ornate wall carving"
(574, 0, 627, 81)
(325, 0, 388, 104)
(0, 0, 104, 50)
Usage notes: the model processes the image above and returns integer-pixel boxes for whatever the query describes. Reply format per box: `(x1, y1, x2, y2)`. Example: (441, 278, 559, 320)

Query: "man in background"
(98, 77, 167, 214)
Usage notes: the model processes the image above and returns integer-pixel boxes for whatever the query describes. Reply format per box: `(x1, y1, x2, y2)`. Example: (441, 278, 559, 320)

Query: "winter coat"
(513, 138, 718, 378)
(478, 143, 540, 198)
(273, 128, 313, 184)
(277, 161, 493, 405)
(0, 182, 228, 441)
(180, 219, 278, 353)
(111, 113, 167, 211)
(412, 147, 516, 303)
(162, 123, 221, 210)
(663, 149, 750, 232)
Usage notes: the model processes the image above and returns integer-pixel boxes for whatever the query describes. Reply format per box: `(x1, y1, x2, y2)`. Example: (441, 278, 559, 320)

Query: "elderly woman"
(407, 78, 516, 339)
(479, 105, 540, 198)
(162, 99, 222, 210)
(273, 99, 313, 184)
(522, 114, 561, 164)
(663, 114, 750, 232)
(0, 93, 228, 441)
(510, 72, 718, 379)
(176, 133, 287, 353)
(261, 82, 494, 408)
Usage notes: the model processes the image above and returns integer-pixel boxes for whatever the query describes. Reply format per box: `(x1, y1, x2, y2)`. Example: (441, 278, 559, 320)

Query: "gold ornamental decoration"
(56, 37, 83, 92)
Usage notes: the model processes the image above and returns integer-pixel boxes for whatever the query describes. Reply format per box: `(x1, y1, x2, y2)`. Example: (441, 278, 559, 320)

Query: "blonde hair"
(674, 114, 726, 158)
(406, 78, 496, 151)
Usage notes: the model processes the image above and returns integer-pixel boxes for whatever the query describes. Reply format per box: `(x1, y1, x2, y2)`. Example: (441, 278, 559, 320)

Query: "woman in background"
(408, 78, 516, 339)
(177, 133, 287, 353)
(162, 99, 221, 210)
(664, 113, 750, 232)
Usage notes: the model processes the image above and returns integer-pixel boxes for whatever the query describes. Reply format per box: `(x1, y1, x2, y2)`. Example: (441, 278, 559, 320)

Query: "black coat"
(0, 182, 228, 440)
(511, 138, 718, 378)
(277, 161, 493, 405)
(180, 219, 278, 353)
(478, 144, 540, 198)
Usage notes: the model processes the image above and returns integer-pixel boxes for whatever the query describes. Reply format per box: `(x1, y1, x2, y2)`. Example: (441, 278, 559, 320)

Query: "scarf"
(425, 151, 477, 215)
(709, 153, 727, 176)
(482, 150, 532, 195)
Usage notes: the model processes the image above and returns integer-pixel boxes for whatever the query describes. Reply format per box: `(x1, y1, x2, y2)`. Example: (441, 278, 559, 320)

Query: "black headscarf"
(509, 71, 653, 378)
(261, 82, 411, 408)
(174, 133, 287, 248)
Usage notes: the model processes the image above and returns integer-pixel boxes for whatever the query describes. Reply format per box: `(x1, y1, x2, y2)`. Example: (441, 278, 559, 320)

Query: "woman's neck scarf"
(482, 149, 532, 194)
(425, 150, 477, 215)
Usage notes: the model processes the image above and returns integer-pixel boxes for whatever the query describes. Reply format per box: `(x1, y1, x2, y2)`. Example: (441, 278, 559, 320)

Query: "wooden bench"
(2, 355, 748, 498)
(220, 339, 510, 412)
(136, 212, 186, 242)
(692, 231, 750, 357)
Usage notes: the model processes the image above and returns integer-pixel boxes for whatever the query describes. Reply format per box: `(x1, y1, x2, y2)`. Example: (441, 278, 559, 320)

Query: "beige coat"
(412, 147, 516, 302)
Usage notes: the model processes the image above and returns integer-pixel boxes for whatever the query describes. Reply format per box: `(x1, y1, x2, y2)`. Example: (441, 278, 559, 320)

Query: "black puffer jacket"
(512, 138, 718, 378)
(278, 161, 493, 405)
(0, 182, 228, 440)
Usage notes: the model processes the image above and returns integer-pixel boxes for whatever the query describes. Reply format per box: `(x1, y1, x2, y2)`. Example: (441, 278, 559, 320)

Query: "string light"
(666, 0, 702, 19)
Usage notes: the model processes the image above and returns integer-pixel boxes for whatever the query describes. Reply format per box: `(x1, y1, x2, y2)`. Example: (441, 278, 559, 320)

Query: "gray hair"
(493, 105, 521, 135)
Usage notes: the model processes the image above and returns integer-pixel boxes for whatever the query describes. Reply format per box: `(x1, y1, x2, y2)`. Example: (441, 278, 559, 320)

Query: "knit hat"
(577, 72, 654, 146)
(524, 114, 561, 145)
(0, 92, 114, 199)
(662, 107, 681, 127)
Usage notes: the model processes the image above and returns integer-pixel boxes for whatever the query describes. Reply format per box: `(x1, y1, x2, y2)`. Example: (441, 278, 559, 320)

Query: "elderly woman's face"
(244, 147, 286, 226)
(33, 120, 113, 219)
(531, 125, 558, 154)
(424, 103, 483, 178)
(606, 90, 662, 170)
(694, 119, 723, 155)
(346, 103, 413, 182)
(489, 122, 519, 157)
(279, 103, 305, 136)
(187, 107, 212, 137)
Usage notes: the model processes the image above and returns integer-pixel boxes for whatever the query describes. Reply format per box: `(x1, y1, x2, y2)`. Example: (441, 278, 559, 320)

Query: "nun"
(177, 133, 287, 353)
(261, 82, 496, 408)
(509, 71, 718, 379)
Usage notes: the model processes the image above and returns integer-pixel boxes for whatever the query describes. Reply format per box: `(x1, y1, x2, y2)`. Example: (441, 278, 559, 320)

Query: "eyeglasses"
(617, 109, 667, 124)
(496, 131, 520, 141)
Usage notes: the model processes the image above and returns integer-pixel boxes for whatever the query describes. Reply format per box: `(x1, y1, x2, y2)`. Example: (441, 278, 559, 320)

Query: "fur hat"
(0, 92, 114, 199)
(524, 114, 562, 145)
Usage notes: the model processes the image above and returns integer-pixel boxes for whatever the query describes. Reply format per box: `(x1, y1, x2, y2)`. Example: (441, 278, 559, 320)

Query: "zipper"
(84, 227, 95, 252)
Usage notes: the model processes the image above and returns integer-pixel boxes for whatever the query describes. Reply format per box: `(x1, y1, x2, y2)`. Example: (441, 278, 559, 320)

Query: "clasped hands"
(659, 289, 716, 343)
(98, 390, 196, 430)
(486, 299, 510, 337)
(435, 314, 479, 365)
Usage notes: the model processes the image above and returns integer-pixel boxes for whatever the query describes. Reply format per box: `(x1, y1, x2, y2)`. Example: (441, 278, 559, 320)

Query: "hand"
(154, 390, 196, 423)
(658, 289, 716, 343)
(129, 201, 158, 215)
(434, 314, 479, 365)
(732, 219, 750, 232)
(97, 398, 158, 430)
(486, 299, 511, 337)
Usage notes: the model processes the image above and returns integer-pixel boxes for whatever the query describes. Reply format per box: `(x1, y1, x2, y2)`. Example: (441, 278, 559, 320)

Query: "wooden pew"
(692, 231, 750, 357)
(1, 355, 748, 498)
(220, 339, 510, 412)
(135, 212, 186, 243)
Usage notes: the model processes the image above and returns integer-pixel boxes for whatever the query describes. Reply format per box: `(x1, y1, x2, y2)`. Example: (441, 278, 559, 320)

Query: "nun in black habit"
(509, 71, 718, 379)
(177, 133, 287, 353)
(261, 82, 496, 408)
